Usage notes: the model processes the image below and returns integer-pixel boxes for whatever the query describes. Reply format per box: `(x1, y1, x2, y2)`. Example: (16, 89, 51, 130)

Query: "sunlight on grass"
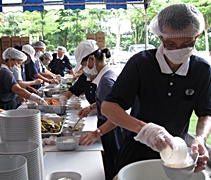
(189, 112, 211, 145)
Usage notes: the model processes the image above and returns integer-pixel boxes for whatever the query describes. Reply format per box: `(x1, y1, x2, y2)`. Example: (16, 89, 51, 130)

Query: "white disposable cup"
(160, 137, 188, 165)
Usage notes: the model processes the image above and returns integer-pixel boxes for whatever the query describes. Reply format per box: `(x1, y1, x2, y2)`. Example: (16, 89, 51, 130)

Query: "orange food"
(46, 98, 59, 105)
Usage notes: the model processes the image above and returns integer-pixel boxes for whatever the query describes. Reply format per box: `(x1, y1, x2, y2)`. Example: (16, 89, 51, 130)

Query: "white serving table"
(44, 151, 105, 180)
(18, 96, 106, 180)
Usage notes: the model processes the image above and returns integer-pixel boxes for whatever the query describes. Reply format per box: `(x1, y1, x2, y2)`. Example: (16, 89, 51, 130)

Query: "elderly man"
(0, 47, 47, 110)
(101, 3, 211, 178)
(48, 46, 75, 77)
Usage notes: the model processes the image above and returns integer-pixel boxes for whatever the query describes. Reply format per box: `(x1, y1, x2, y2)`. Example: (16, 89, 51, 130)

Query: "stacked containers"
(0, 155, 28, 180)
(0, 109, 44, 180)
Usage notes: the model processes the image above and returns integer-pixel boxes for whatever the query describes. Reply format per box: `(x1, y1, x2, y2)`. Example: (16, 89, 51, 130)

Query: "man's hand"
(134, 123, 176, 152)
(191, 136, 209, 172)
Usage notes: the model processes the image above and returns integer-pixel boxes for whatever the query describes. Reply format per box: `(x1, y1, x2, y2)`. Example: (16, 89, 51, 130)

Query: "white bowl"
(117, 159, 209, 180)
(46, 171, 81, 180)
(0, 155, 27, 173)
(160, 137, 188, 165)
(161, 153, 199, 180)
(52, 94, 62, 99)
(56, 136, 78, 151)
(65, 122, 85, 132)
(26, 101, 37, 109)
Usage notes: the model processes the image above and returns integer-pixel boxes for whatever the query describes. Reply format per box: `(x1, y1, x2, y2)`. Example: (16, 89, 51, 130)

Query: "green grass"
(189, 112, 211, 145)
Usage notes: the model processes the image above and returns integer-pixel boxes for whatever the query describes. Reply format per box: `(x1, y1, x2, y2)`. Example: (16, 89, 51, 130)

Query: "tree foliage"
(0, 1, 210, 52)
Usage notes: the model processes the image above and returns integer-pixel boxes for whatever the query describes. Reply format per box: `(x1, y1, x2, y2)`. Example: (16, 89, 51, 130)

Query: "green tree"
(182, 0, 211, 52)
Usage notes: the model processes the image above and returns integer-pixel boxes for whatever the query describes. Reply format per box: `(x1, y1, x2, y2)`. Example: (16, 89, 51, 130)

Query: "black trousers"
(97, 119, 123, 180)
(113, 135, 160, 178)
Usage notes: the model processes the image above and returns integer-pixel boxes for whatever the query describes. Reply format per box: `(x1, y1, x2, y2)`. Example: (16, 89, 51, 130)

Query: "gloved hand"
(134, 123, 176, 152)
(34, 79, 43, 85)
(59, 95, 68, 105)
(29, 93, 48, 105)
(55, 75, 61, 80)
(51, 79, 59, 84)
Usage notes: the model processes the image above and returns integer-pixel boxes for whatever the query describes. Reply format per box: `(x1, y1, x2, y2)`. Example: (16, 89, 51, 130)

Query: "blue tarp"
(0, 0, 144, 12)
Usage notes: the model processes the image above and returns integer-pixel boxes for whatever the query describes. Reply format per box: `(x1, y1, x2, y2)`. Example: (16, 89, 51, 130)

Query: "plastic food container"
(46, 171, 82, 180)
(26, 101, 37, 109)
(160, 137, 188, 165)
(161, 152, 199, 180)
(43, 88, 66, 97)
(35, 105, 66, 115)
(56, 136, 78, 151)
(41, 117, 65, 138)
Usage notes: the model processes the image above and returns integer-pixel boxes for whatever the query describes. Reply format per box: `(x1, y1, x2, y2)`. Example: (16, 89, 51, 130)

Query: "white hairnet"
(2, 47, 27, 62)
(74, 40, 99, 73)
(57, 46, 67, 53)
(40, 52, 53, 60)
(150, 4, 205, 38)
(22, 44, 35, 60)
(32, 41, 46, 49)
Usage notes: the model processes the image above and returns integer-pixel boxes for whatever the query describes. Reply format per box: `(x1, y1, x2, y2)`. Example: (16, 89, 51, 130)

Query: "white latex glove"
(51, 79, 59, 84)
(29, 93, 48, 105)
(134, 123, 176, 152)
(59, 95, 68, 105)
(34, 79, 43, 85)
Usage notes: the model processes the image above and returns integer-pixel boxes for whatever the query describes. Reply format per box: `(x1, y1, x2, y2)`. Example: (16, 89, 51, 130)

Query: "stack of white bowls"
(0, 155, 28, 180)
(0, 109, 44, 180)
(0, 141, 41, 180)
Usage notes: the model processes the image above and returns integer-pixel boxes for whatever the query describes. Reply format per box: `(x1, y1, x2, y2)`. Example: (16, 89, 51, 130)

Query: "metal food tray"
(35, 105, 66, 115)
(42, 117, 65, 138)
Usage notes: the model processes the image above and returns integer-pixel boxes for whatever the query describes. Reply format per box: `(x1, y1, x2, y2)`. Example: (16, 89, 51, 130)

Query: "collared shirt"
(1, 64, 11, 71)
(92, 64, 111, 87)
(105, 49, 211, 138)
(57, 54, 64, 60)
(156, 44, 190, 76)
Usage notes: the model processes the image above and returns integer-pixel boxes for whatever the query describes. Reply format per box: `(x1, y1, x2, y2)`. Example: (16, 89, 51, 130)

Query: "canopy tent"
(0, 0, 147, 12)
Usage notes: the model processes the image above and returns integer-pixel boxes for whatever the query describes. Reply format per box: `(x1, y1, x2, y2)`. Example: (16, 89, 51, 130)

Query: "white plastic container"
(160, 137, 188, 165)
(56, 136, 78, 151)
(117, 159, 209, 180)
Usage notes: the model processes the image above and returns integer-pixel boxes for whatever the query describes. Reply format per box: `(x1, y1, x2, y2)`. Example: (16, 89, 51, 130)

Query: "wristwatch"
(96, 128, 103, 136)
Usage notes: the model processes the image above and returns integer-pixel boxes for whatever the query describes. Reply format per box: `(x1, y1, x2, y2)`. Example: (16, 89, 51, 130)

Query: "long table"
(19, 96, 106, 180)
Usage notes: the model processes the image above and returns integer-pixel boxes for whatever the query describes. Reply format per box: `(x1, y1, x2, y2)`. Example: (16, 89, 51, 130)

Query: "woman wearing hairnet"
(101, 3, 211, 177)
(0, 47, 47, 110)
(22, 44, 59, 89)
(58, 40, 97, 106)
(68, 40, 123, 180)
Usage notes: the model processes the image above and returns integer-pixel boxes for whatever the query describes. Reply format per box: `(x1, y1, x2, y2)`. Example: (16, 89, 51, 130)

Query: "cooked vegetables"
(46, 98, 59, 105)
(41, 117, 63, 133)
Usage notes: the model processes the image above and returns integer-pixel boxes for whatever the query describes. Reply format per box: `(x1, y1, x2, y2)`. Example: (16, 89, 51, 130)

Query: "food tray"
(42, 117, 65, 138)
(35, 105, 66, 115)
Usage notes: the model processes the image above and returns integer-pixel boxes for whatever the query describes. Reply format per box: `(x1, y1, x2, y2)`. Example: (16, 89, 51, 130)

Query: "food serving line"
(18, 91, 106, 180)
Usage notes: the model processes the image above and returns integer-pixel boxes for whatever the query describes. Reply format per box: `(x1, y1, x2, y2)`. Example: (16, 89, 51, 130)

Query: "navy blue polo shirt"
(0, 67, 18, 102)
(69, 74, 96, 104)
(25, 59, 41, 89)
(105, 49, 211, 138)
(48, 53, 73, 77)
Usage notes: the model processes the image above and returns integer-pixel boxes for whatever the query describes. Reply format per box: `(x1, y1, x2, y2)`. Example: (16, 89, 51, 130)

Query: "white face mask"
(163, 47, 194, 64)
(10, 65, 20, 74)
(83, 58, 98, 78)
(35, 51, 43, 59)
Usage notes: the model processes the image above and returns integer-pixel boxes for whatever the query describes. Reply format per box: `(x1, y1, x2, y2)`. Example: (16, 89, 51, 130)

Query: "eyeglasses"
(163, 40, 195, 50)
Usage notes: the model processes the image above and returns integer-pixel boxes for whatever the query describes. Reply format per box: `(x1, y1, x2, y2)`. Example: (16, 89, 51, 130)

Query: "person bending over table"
(101, 4, 211, 178)
(59, 40, 98, 108)
(0, 48, 47, 110)
(74, 40, 124, 180)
